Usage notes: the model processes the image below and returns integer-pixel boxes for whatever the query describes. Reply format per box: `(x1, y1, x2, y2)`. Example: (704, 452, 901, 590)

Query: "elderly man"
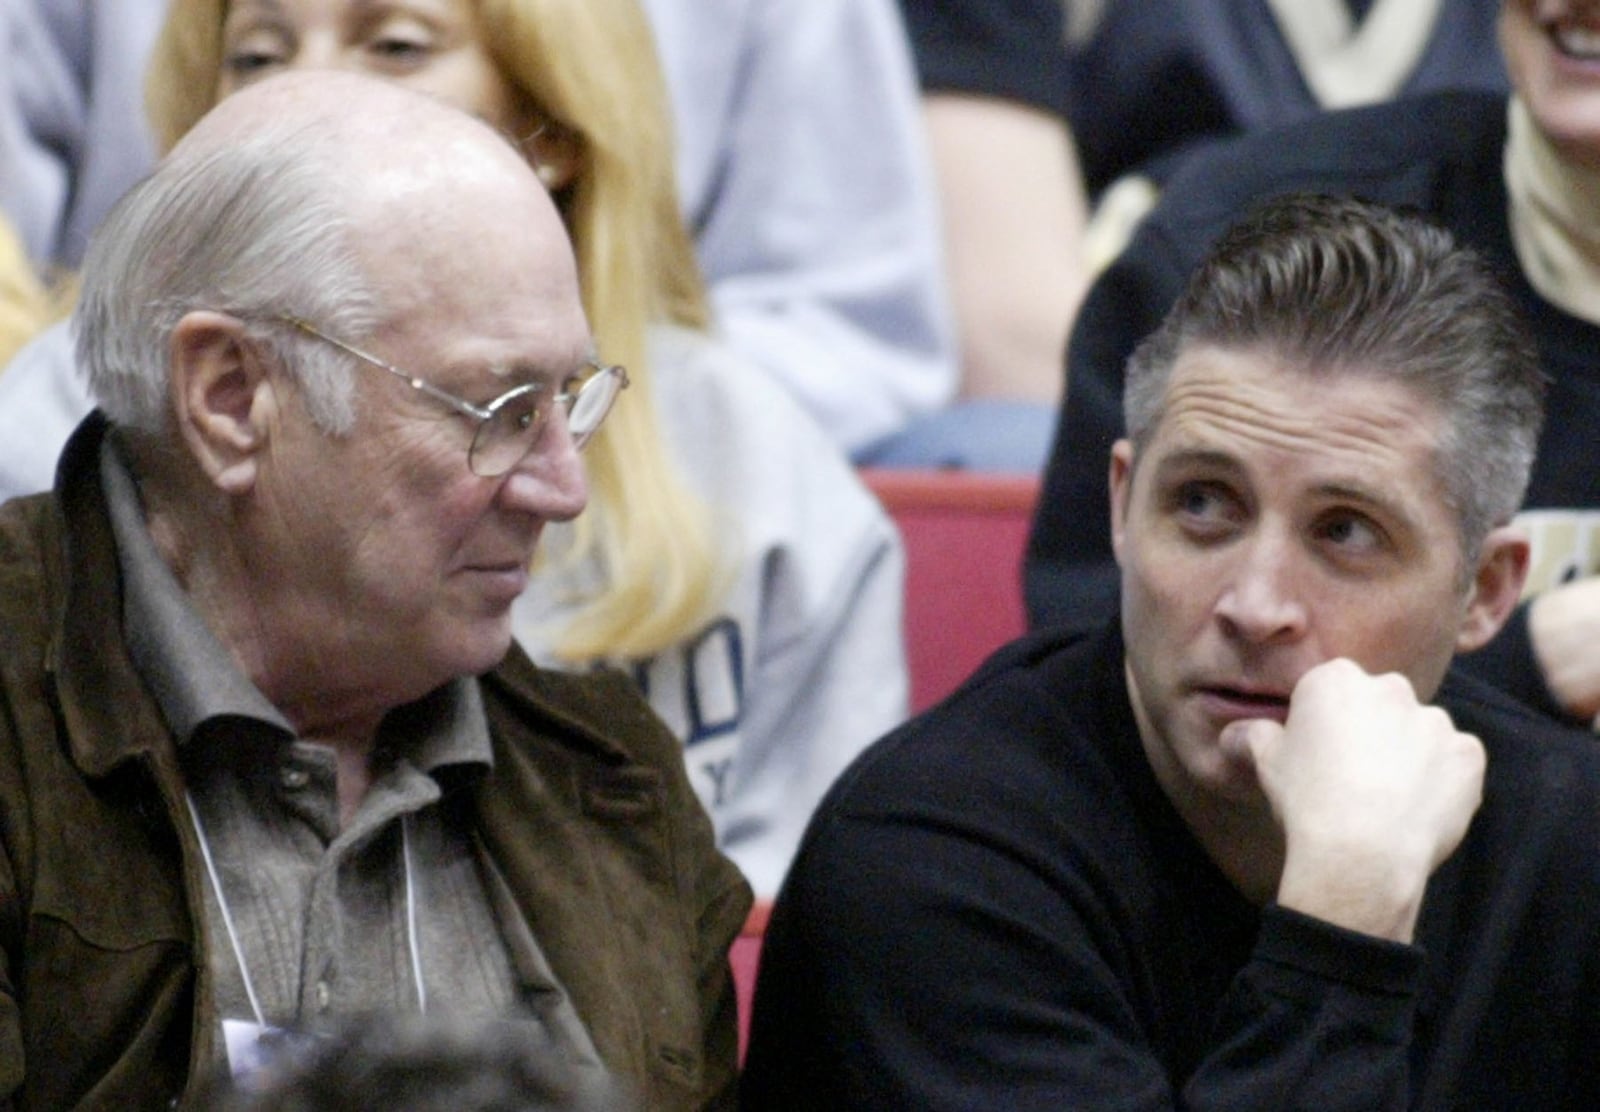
(742, 195, 1600, 1108)
(0, 72, 749, 1110)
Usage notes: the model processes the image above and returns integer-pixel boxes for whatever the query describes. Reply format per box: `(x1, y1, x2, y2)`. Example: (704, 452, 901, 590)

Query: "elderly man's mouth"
(464, 563, 531, 598)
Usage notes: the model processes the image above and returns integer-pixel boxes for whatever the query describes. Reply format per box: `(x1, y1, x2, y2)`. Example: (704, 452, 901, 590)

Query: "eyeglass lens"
(469, 388, 545, 477)
(467, 366, 625, 476)
(566, 367, 625, 447)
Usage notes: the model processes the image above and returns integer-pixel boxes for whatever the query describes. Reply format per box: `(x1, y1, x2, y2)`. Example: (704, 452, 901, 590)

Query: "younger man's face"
(1109, 344, 1490, 813)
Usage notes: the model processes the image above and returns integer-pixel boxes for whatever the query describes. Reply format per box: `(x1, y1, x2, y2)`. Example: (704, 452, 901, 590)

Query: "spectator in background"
(1055, 0, 1507, 217)
(892, 0, 1508, 471)
(0, 1, 144, 367)
(0, 0, 163, 269)
(1027, 0, 1600, 735)
(0, 212, 54, 366)
(0, 0, 956, 462)
(0, 0, 910, 899)
(0, 70, 747, 1109)
(886, 0, 1093, 473)
(743, 194, 1600, 1110)
(636, 0, 957, 459)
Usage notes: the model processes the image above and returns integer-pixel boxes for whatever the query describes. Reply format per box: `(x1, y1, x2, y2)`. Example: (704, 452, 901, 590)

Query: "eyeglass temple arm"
(284, 316, 493, 421)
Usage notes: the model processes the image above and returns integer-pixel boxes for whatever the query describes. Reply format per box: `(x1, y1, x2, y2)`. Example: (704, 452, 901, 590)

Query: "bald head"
(75, 69, 578, 438)
(173, 70, 539, 201)
(178, 69, 511, 158)
(170, 70, 560, 276)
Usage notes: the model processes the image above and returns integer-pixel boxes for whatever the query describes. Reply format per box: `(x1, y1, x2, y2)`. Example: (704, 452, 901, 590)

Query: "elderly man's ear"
(169, 311, 279, 495)
(1455, 525, 1531, 654)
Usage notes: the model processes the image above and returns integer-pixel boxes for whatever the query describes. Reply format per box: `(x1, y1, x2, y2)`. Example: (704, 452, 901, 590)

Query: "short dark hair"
(1124, 192, 1545, 557)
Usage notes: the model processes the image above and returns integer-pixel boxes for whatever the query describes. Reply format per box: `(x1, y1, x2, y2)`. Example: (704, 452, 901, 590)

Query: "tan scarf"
(1504, 95, 1600, 323)
(1266, 0, 1444, 108)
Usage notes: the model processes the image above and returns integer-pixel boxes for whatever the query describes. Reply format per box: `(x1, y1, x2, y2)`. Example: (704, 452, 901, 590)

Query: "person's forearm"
(924, 95, 1089, 404)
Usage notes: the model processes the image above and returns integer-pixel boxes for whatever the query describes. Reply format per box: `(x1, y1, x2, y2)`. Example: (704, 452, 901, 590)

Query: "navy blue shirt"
(896, 0, 1507, 196)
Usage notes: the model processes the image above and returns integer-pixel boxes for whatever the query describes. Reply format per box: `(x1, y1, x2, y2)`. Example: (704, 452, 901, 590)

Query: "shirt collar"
(102, 434, 492, 776)
(103, 435, 292, 746)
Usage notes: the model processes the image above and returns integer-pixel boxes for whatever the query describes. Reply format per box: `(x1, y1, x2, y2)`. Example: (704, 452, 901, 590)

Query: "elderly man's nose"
(497, 418, 588, 520)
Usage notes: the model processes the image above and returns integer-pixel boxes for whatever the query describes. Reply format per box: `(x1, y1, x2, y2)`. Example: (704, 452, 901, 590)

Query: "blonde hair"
(146, 0, 724, 661)
(0, 215, 71, 370)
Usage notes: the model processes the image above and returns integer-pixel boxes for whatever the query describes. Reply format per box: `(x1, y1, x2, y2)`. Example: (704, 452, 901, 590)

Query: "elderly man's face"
(1502, 0, 1600, 164)
(261, 172, 591, 693)
(1108, 346, 1481, 811)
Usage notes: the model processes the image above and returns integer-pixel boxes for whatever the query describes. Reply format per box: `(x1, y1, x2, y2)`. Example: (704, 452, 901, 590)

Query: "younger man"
(742, 195, 1600, 1109)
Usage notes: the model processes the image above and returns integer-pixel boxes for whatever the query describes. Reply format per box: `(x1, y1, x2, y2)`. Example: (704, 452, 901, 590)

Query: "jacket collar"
(50, 413, 182, 778)
(479, 647, 643, 771)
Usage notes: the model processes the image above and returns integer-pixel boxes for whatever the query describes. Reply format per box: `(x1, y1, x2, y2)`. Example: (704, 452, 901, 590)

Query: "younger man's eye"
(1174, 481, 1230, 520)
(1318, 512, 1386, 553)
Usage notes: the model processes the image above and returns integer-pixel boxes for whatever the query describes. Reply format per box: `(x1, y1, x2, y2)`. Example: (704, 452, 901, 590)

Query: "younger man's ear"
(1109, 439, 1135, 569)
(1455, 525, 1531, 653)
(169, 311, 279, 496)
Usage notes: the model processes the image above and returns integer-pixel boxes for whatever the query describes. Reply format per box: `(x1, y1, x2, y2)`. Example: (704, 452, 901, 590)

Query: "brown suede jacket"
(0, 415, 752, 1110)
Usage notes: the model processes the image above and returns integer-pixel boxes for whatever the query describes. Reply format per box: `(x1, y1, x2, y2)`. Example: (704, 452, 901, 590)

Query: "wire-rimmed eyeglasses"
(279, 316, 628, 477)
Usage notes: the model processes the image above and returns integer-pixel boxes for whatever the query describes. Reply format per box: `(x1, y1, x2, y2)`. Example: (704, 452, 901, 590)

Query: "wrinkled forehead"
(1137, 345, 1451, 494)
(362, 196, 573, 306)
(1151, 343, 1445, 434)
(355, 206, 590, 378)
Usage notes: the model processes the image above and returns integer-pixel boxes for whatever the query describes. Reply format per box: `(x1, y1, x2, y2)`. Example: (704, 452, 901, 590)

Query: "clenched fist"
(1220, 658, 1485, 942)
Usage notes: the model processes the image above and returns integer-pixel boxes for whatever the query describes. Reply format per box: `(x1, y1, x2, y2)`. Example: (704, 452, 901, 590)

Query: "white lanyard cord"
(185, 791, 428, 1023)
(402, 813, 427, 1014)
(185, 791, 267, 1028)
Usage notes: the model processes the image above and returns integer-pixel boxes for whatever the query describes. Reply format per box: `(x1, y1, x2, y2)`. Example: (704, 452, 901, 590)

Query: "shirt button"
(314, 980, 331, 1011)
(280, 766, 310, 790)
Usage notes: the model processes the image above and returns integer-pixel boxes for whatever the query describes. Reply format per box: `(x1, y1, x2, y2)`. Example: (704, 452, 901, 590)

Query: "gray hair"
(1125, 192, 1545, 558)
(74, 120, 379, 436)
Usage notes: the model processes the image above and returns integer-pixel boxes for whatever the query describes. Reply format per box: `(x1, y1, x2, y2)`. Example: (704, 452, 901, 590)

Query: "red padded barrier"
(861, 469, 1040, 714)
(732, 899, 771, 1063)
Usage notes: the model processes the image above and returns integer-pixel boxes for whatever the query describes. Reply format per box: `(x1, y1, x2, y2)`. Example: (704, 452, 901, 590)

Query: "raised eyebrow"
(1147, 447, 1247, 484)
(1308, 481, 1414, 525)
(1159, 453, 1410, 517)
